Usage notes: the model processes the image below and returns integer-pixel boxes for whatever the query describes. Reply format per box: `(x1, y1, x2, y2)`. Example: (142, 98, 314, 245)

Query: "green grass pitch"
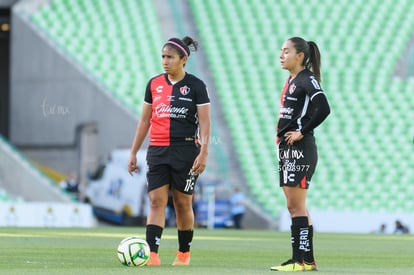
(0, 227, 413, 274)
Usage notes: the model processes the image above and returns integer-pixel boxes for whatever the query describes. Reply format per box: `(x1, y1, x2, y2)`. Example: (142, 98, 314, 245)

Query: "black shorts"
(146, 143, 200, 194)
(278, 135, 318, 189)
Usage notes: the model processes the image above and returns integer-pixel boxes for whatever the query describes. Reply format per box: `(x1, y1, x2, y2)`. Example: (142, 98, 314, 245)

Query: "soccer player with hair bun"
(271, 37, 330, 272)
(128, 36, 210, 266)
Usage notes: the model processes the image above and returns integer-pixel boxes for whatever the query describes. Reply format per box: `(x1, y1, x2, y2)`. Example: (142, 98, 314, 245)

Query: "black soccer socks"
(146, 224, 163, 253)
(291, 216, 309, 263)
(178, 229, 193, 252)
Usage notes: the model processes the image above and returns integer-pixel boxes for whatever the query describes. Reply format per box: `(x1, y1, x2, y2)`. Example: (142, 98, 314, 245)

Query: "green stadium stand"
(189, 0, 414, 217)
(31, 0, 164, 116)
(29, 0, 414, 218)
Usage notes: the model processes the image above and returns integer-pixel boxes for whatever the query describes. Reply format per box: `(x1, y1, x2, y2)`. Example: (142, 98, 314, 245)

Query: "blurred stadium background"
(0, 0, 413, 231)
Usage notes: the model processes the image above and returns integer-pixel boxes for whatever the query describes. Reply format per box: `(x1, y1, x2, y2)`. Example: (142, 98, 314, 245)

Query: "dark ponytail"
(307, 41, 321, 83)
(289, 37, 322, 82)
(182, 36, 198, 53)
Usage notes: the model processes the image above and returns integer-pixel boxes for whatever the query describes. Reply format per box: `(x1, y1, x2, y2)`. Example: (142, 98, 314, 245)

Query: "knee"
(286, 204, 294, 215)
(149, 196, 167, 209)
(173, 197, 192, 211)
(286, 202, 308, 217)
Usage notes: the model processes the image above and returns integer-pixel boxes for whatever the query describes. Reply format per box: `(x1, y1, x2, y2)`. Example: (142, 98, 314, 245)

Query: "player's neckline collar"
(165, 72, 187, 85)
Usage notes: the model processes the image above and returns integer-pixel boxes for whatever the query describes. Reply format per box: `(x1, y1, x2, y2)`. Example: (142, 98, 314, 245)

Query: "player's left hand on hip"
(284, 131, 303, 145)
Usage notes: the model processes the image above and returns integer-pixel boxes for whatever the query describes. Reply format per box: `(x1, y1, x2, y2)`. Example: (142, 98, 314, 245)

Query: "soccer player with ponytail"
(128, 36, 210, 266)
(271, 37, 330, 272)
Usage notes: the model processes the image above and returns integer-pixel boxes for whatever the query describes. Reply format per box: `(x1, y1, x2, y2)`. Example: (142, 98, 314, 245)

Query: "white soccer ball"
(117, 236, 150, 266)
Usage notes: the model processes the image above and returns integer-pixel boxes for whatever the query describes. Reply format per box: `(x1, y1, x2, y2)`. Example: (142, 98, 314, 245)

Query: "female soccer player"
(128, 36, 210, 266)
(270, 37, 330, 272)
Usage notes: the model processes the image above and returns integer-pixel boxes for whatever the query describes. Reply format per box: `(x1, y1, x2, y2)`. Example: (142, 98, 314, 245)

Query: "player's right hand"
(128, 155, 139, 176)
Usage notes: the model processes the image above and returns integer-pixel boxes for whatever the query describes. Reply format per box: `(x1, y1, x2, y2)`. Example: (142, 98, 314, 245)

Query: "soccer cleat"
(146, 252, 161, 266)
(304, 261, 318, 271)
(172, 251, 191, 266)
(270, 259, 305, 272)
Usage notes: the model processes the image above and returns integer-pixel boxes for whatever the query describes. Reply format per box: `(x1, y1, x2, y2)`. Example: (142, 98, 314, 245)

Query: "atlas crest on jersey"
(289, 83, 296, 94)
(180, 85, 190, 96)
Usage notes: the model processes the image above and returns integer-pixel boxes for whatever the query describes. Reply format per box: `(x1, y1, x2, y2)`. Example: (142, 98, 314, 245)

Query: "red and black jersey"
(277, 69, 330, 141)
(144, 73, 210, 146)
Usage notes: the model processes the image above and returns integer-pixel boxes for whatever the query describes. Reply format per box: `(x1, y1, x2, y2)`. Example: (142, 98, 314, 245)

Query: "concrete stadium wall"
(0, 135, 71, 202)
(0, 202, 95, 227)
(9, 3, 138, 177)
